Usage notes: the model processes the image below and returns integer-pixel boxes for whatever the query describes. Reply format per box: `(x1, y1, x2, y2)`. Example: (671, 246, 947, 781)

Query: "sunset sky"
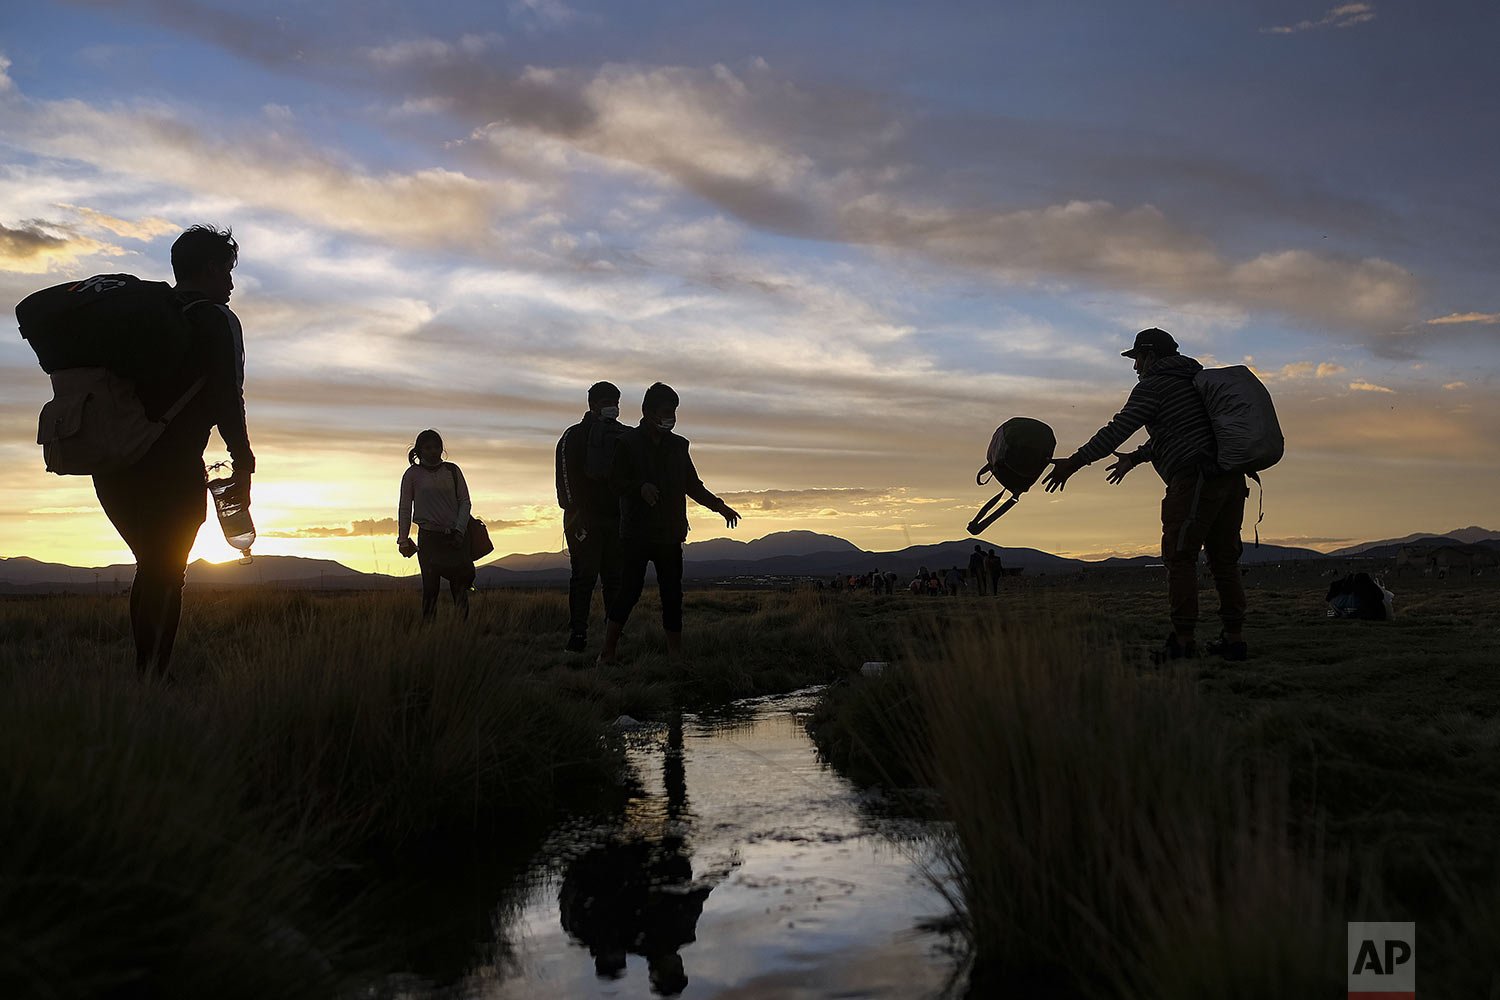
(2, 1, 1497, 575)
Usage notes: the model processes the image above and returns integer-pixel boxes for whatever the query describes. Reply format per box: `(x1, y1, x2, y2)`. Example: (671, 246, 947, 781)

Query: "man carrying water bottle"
(93, 226, 255, 674)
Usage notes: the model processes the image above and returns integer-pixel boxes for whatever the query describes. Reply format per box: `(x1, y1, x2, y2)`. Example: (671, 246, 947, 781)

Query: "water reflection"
(558, 715, 713, 996)
(429, 690, 960, 999)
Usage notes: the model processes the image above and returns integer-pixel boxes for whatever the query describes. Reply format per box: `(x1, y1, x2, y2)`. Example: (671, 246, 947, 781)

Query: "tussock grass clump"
(0, 660, 345, 999)
(830, 615, 1341, 998)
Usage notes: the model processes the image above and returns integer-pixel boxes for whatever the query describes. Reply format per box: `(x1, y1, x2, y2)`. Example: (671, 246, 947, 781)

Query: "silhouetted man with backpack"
(92, 226, 254, 673)
(556, 381, 627, 653)
(1043, 328, 1248, 662)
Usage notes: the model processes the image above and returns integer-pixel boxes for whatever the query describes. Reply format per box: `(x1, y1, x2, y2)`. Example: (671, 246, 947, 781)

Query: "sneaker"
(564, 632, 587, 653)
(1206, 633, 1248, 662)
(1151, 633, 1197, 664)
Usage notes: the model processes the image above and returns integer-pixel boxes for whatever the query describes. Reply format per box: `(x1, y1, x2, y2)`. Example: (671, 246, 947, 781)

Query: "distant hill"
(1093, 541, 1325, 567)
(1349, 538, 1500, 562)
(0, 526, 1481, 592)
(1327, 526, 1500, 557)
(483, 529, 857, 574)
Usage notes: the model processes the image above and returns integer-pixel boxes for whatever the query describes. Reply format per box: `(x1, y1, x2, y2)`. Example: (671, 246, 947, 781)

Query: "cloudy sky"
(2, 0, 1497, 573)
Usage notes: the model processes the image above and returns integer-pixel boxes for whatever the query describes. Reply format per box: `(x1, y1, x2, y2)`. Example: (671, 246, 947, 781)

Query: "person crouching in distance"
(597, 382, 741, 664)
(396, 429, 475, 621)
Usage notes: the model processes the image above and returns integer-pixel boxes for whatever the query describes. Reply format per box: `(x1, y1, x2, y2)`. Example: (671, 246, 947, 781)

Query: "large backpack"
(17, 275, 206, 476)
(1191, 365, 1284, 544)
(18, 275, 196, 382)
(967, 417, 1057, 535)
(1193, 365, 1284, 477)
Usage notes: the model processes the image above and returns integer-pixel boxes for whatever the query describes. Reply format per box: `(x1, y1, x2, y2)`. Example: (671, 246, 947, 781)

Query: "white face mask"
(599, 405, 620, 421)
(656, 416, 676, 432)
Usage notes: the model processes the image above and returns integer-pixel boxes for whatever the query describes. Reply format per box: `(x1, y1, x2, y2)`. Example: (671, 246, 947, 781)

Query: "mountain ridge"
(0, 526, 1386, 591)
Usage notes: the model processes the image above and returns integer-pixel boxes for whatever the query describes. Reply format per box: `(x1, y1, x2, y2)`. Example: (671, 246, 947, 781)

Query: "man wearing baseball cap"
(1041, 328, 1249, 662)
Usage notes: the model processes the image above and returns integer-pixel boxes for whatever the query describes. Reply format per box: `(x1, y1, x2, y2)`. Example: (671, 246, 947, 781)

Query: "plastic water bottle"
(207, 470, 255, 564)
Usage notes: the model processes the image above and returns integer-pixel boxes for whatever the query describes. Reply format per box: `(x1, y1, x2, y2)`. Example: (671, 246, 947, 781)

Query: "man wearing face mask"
(598, 382, 741, 664)
(556, 381, 628, 653)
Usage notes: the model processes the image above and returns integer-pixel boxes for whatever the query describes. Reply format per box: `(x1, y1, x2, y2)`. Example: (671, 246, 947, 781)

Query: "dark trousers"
(565, 516, 622, 635)
(989, 570, 1002, 594)
(417, 527, 474, 620)
(608, 538, 684, 633)
(1162, 471, 1248, 635)
(94, 457, 206, 671)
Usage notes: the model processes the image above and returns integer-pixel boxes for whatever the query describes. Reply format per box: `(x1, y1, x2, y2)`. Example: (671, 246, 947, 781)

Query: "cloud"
(264, 517, 400, 539)
(0, 85, 535, 248)
(1443, 381, 1467, 391)
(60, 204, 179, 241)
(1263, 3, 1377, 34)
(363, 33, 502, 66)
(1426, 311, 1500, 325)
(38, 12, 1431, 341)
(1257, 360, 1346, 380)
(0, 219, 122, 273)
(509, 0, 579, 30)
(1348, 379, 1395, 393)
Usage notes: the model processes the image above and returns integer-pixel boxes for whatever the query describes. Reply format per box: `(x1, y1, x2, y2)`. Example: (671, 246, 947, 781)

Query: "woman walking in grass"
(396, 429, 474, 621)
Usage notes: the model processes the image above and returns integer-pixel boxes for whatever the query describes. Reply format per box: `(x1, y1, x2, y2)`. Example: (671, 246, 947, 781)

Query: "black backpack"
(18, 275, 208, 476)
(17, 274, 196, 384)
(968, 417, 1057, 535)
(1325, 573, 1392, 621)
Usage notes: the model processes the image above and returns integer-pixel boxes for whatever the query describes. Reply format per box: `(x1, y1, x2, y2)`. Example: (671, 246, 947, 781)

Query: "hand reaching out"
(720, 504, 741, 529)
(1104, 451, 1137, 485)
(1042, 456, 1084, 493)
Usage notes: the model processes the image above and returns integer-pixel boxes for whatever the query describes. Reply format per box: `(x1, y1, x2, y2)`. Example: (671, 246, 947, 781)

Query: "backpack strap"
(159, 375, 207, 424)
(967, 491, 1019, 536)
(1249, 471, 1264, 547)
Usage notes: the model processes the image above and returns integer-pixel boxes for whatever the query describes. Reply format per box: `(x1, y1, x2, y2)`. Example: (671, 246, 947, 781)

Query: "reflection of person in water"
(559, 715, 711, 997)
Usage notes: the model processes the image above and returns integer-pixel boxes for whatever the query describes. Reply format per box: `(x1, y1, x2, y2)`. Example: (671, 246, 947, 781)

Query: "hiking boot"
(1206, 633, 1248, 662)
(564, 632, 587, 653)
(1151, 633, 1196, 664)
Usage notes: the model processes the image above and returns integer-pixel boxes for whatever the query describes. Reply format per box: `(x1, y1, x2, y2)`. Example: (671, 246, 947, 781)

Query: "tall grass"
(0, 591, 624, 999)
(825, 614, 1342, 998)
(0, 585, 860, 997)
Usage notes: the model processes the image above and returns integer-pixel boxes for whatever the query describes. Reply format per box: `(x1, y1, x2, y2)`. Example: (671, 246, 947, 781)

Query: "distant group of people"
(398, 380, 742, 662)
(64, 227, 1254, 674)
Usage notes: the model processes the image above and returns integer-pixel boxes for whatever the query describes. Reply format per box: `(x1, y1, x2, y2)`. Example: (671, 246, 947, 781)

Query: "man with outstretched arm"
(93, 225, 254, 674)
(597, 382, 741, 664)
(1041, 328, 1248, 662)
(555, 381, 627, 653)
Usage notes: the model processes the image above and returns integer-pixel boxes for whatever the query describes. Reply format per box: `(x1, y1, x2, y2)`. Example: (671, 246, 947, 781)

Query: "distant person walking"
(598, 383, 741, 663)
(944, 566, 964, 597)
(1043, 328, 1248, 661)
(396, 429, 474, 621)
(90, 225, 254, 674)
(985, 548, 1003, 596)
(968, 544, 987, 595)
(556, 381, 627, 653)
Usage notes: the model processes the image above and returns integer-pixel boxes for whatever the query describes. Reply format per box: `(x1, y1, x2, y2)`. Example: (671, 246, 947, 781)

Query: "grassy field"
(0, 586, 858, 999)
(4, 571, 1498, 997)
(810, 567, 1500, 997)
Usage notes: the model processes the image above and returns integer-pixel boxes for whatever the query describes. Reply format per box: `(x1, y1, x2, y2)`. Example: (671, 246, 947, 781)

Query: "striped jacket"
(1069, 355, 1216, 483)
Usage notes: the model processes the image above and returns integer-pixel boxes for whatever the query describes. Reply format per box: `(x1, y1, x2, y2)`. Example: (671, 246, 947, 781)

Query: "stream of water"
(399, 688, 963, 999)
